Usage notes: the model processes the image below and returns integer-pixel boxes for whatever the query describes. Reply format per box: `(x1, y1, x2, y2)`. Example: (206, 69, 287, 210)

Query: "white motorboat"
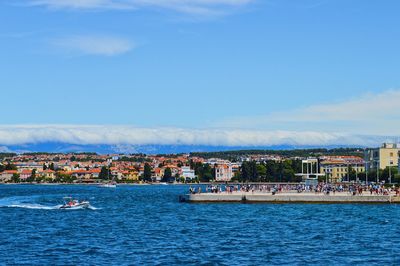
(60, 197, 90, 209)
(98, 183, 117, 188)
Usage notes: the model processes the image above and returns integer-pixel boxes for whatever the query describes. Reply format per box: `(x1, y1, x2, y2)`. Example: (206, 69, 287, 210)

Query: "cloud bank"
(53, 35, 134, 56)
(28, 0, 253, 15)
(0, 125, 392, 147)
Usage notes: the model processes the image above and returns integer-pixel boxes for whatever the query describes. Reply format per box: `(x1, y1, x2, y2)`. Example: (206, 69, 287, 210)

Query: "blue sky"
(1, 0, 400, 146)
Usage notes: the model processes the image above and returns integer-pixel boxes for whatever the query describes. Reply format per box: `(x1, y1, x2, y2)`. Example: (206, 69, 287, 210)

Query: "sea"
(0, 184, 399, 265)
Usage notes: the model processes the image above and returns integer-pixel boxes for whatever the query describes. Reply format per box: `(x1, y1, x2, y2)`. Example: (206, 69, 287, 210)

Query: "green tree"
(266, 161, 279, 182)
(27, 169, 36, 182)
(232, 171, 242, 182)
(200, 164, 213, 182)
(282, 168, 295, 182)
(5, 163, 17, 171)
(43, 163, 48, 170)
(381, 166, 398, 183)
(174, 173, 181, 182)
(143, 163, 152, 182)
(282, 160, 296, 182)
(241, 161, 258, 182)
(192, 162, 213, 182)
(256, 164, 267, 181)
(99, 166, 111, 180)
(11, 173, 20, 183)
(57, 173, 76, 183)
(237, 159, 302, 183)
(368, 169, 379, 183)
(178, 175, 185, 183)
(347, 166, 357, 181)
(35, 174, 44, 183)
(241, 162, 251, 181)
(394, 173, 400, 184)
(162, 167, 172, 182)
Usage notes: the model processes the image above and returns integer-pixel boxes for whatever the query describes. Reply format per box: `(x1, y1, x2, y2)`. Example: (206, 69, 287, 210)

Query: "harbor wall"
(181, 193, 400, 203)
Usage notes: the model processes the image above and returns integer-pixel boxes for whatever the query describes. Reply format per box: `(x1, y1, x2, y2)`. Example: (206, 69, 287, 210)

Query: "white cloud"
(218, 89, 400, 135)
(0, 146, 13, 153)
(53, 35, 134, 56)
(28, 0, 253, 15)
(0, 125, 391, 147)
(29, 0, 133, 9)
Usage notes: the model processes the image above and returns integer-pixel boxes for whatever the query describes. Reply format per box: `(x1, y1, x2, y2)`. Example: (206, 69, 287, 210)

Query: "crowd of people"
(188, 183, 400, 196)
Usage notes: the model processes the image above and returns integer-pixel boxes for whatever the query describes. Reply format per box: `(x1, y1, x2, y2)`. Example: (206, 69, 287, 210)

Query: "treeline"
(22, 152, 98, 156)
(188, 159, 304, 183)
(234, 160, 303, 182)
(22, 152, 59, 155)
(347, 167, 400, 184)
(191, 148, 365, 161)
(0, 153, 17, 160)
(69, 155, 104, 162)
(0, 163, 17, 172)
(190, 161, 214, 182)
(117, 156, 152, 163)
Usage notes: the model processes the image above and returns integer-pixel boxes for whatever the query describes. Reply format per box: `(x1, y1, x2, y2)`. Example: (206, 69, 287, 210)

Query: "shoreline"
(0, 182, 196, 186)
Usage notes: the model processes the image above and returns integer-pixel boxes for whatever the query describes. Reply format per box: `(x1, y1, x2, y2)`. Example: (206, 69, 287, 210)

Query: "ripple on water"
(1, 185, 400, 265)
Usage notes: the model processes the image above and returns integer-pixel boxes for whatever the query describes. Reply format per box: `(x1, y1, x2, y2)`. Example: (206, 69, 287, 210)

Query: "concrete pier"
(180, 192, 400, 204)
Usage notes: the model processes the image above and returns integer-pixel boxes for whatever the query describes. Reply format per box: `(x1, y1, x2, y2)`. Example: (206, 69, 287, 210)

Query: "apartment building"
(215, 164, 233, 182)
(320, 156, 365, 182)
(367, 143, 400, 170)
(181, 166, 195, 180)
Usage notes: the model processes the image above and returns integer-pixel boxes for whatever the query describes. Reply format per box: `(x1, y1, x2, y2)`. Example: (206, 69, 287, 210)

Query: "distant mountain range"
(0, 142, 366, 155)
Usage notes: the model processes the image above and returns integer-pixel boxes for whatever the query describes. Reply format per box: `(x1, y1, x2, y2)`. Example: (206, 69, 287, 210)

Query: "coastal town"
(0, 142, 399, 185)
(3, 1, 400, 264)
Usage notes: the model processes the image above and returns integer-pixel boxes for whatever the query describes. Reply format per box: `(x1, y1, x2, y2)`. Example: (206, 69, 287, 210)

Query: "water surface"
(0, 185, 399, 265)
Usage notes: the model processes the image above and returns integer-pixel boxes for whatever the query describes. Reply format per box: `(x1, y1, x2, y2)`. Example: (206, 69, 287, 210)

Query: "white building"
(181, 166, 195, 180)
(0, 170, 18, 182)
(215, 164, 233, 182)
(296, 158, 323, 185)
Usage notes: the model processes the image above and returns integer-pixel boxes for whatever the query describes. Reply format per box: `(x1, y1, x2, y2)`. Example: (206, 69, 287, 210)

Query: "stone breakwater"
(180, 192, 400, 203)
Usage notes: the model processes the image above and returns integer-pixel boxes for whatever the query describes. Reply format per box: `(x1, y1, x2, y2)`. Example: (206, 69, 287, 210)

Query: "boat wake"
(60, 205, 99, 210)
(0, 196, 98, 210)
(5, 203, 62, 210)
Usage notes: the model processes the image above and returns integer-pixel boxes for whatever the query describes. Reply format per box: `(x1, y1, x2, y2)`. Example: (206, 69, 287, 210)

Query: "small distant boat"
(60, 197, 90, 209)
(98, 183, 117, 188)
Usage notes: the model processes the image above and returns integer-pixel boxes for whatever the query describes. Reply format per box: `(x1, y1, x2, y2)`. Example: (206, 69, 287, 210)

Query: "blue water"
(0, 185, 399, 265)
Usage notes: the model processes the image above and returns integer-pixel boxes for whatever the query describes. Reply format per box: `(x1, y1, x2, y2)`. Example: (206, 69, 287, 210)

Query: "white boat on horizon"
(98, 183, 117, 188)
